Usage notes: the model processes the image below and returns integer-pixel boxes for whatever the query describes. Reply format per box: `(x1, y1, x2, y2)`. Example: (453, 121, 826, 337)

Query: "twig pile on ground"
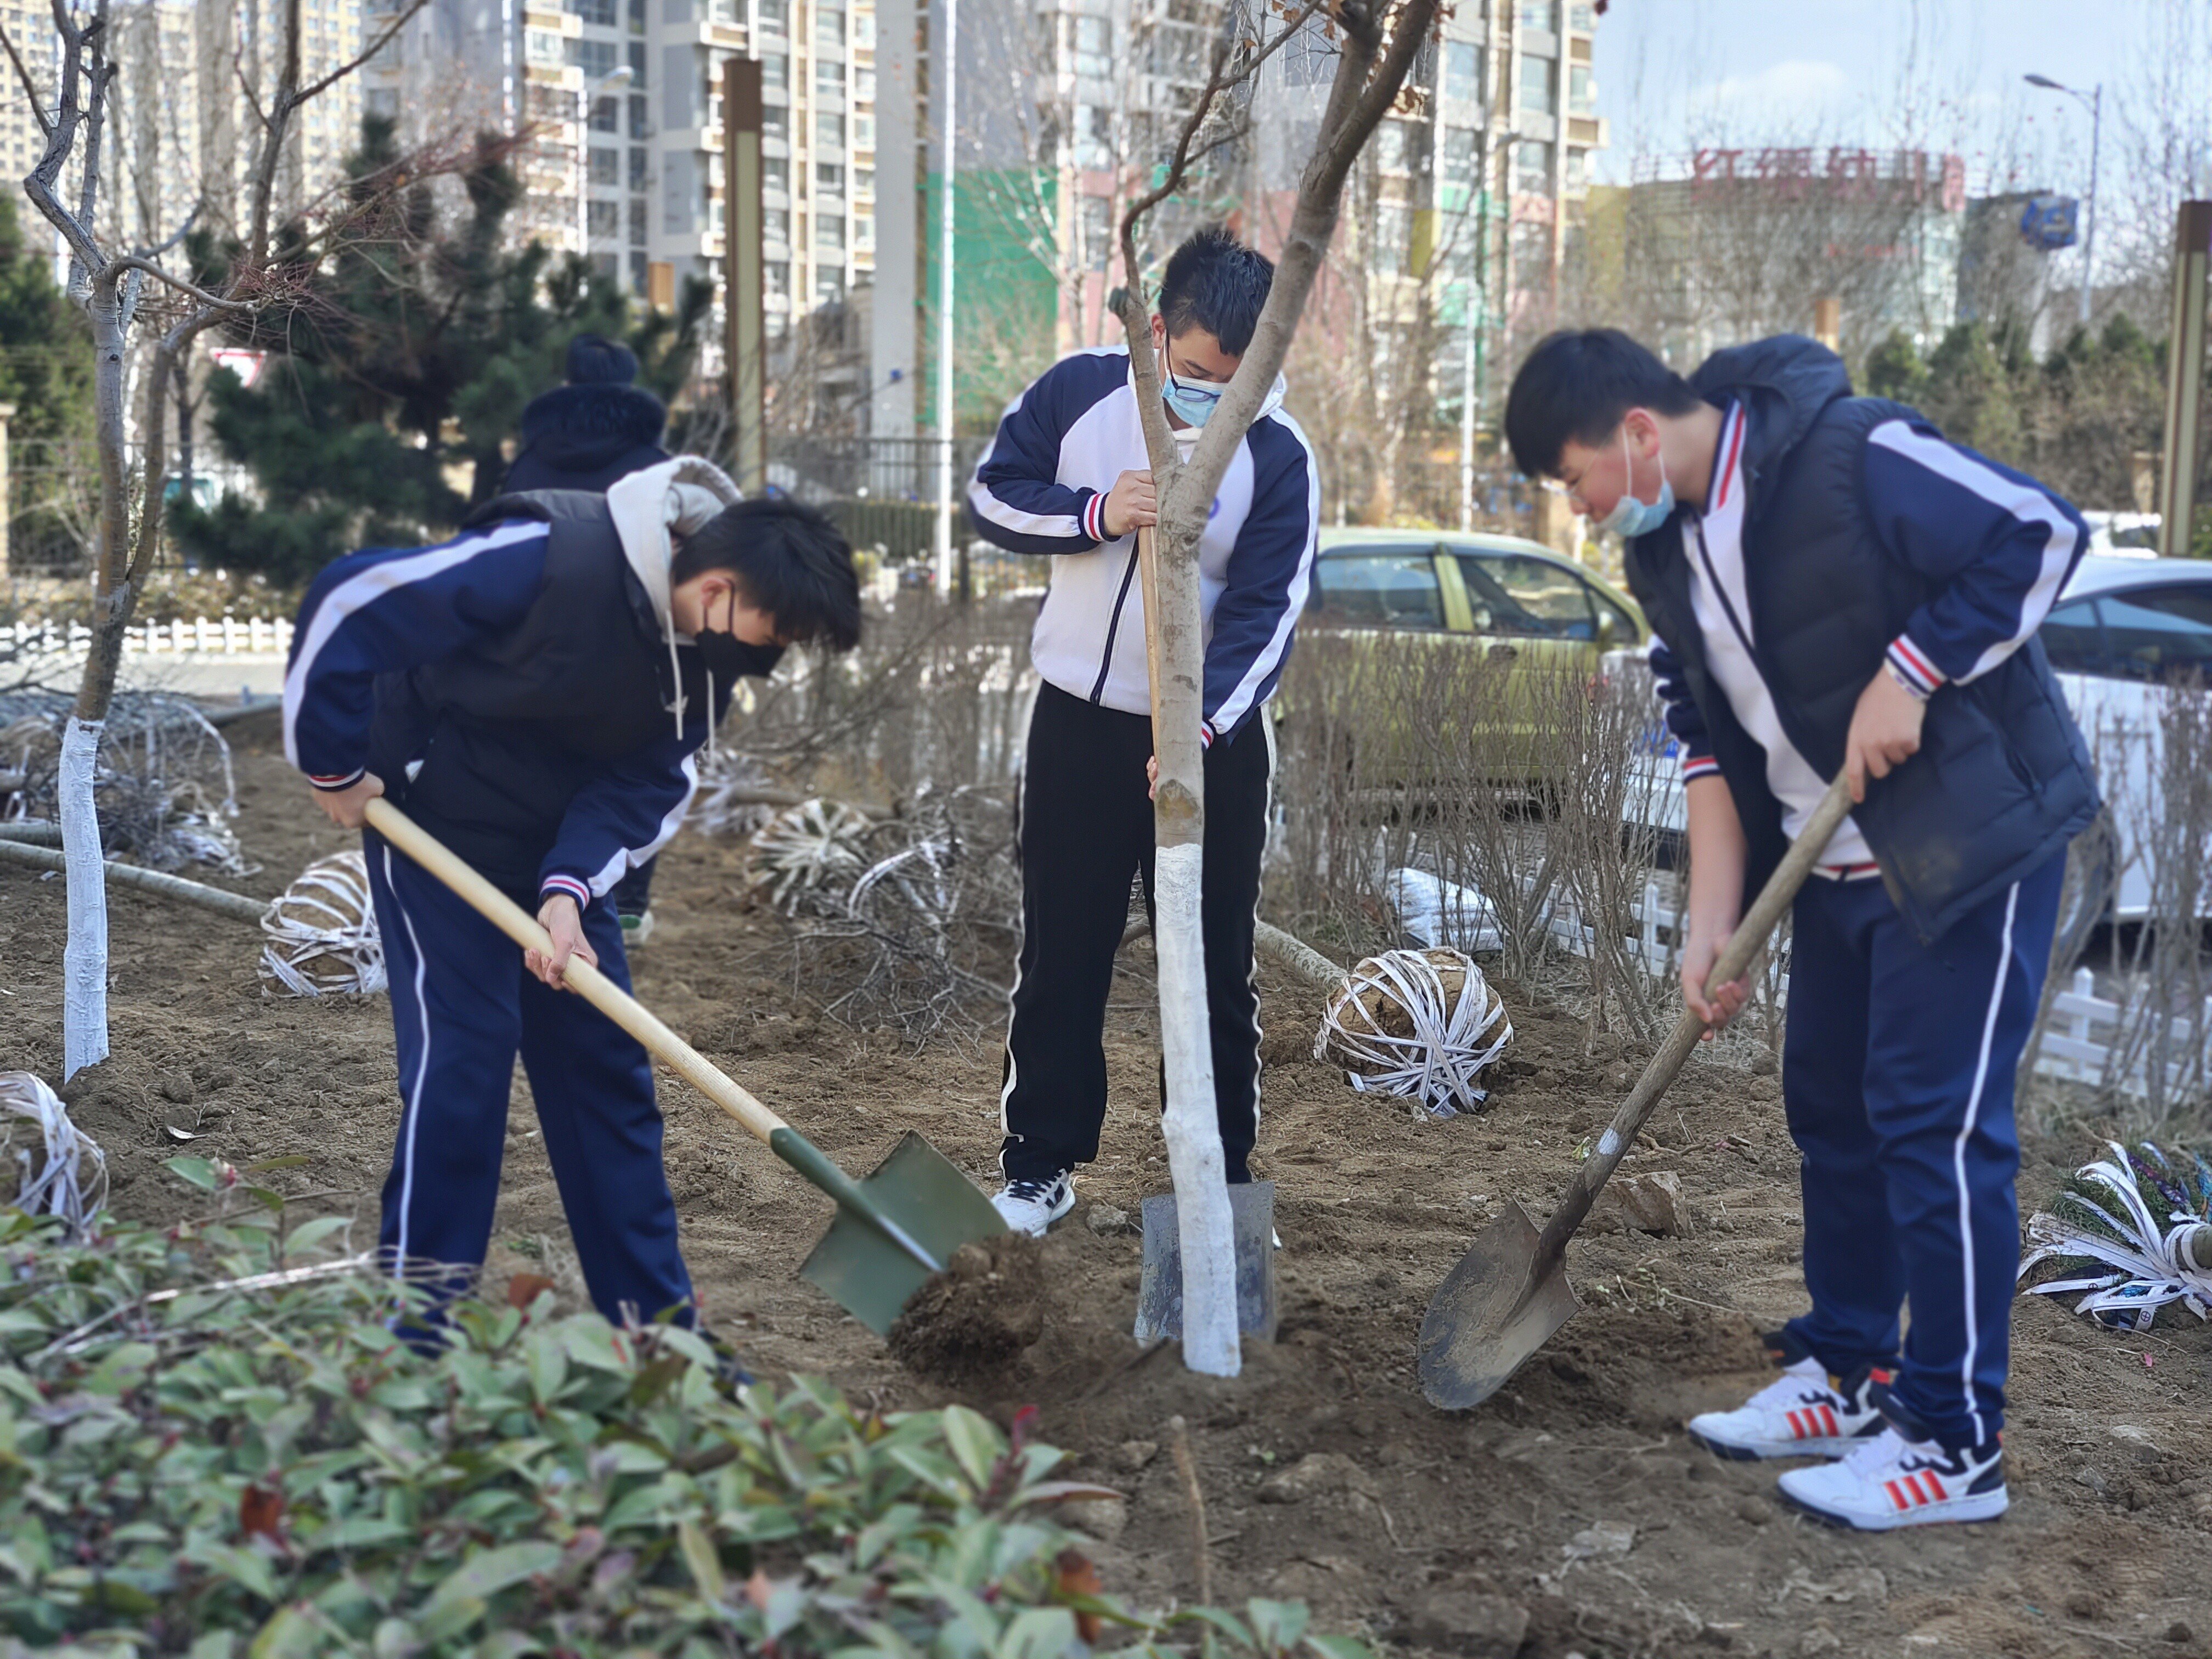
(258, 850, 387, 997)
(1316, 947, 1514, 1119)
(0, 690, 254, 873)
(2018, 1139, 2212, 1330)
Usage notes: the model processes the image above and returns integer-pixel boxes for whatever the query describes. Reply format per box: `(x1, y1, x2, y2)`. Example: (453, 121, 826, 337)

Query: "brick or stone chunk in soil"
(887, 1234, 1048, 1383)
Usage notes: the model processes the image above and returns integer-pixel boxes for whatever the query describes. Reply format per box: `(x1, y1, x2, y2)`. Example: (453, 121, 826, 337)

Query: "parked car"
(2081, 510, 2161, 558)
(1614, 553, 2212, 927)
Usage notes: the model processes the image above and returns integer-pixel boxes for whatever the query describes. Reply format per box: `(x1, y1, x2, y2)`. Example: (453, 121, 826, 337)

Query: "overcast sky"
(1589, 0, 2202, 205)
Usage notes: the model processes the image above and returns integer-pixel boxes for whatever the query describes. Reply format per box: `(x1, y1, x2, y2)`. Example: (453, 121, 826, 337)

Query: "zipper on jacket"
(1090, 544, 1142, 704)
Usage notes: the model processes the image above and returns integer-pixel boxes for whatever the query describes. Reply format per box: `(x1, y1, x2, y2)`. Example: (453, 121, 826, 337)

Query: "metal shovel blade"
(1415, 1199, 1582, 1410)
(798, 1130, 1008, 1336)
(1132, 1181, 1278, 1343)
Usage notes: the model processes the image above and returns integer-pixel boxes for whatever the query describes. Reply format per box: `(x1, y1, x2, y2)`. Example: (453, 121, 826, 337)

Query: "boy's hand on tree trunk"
(311, 772, 384, 829)
(527, 895, 597, 991)
(1844, 669, 1927, 804)
(1103, 469, 1156, 539)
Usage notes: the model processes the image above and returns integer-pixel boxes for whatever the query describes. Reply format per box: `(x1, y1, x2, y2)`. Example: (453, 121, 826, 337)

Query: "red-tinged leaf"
(1056, 1548, 1104, 1643)
(1012, 1480, 1127, 1506)
(507, 1273, 557, 1311)
(239, 1483, 285, 1543)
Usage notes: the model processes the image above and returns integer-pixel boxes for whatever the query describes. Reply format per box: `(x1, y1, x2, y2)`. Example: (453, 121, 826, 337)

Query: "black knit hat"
(566, 332, 640, 387)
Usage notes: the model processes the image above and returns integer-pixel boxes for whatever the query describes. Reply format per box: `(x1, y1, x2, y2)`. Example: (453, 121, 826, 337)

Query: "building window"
(816, 4, 843, 49)
(854, 165, 873, 196)
(1074, 104, 1109, 170)
(1518, 53, 1554, 114)
(817, 212, 845, 249)
(1517, 0, 1553, 29)
(594, 252, 620, 282)
(589, 200, 620, 237)
(628, 0, 646, 30)
(816, 267, 846, 304)
(765, 156, 789, 192)
(627, 41, 647, 84)
(590, 95, 620, 132)
(855, 7, 875, 48)
(757, 0, 786, 30)
(1568, 63, 1594, 113)
(852, 111, 873, 149)
(630, 146, 649, 189)
(1514, 138, 1553, 191)
(1442, 40, 1480, 104)
(764, 108, 787, 140)
(765, 207, 789, 240)
(1441, 125, 1477, 187)
(590, 145, 620, 185)
(854, 66, 875, 102)
(569, 37, 617, 77)
(571, 0, 617, 24)
(709, 0, 743, 21)
(816, 161, 844, 193)
(631, 251, 651, 290)
(629, 198, 648, 244)
(816, 111, 845, 148)
(1568, 2, 1596, 29)
(766, 261, 789, 296)
(1073, 14, 1110, 78)
(855, 213, 873, 250)
(629, 94, 651, 138)
(815, 58, 843, 97)
(1374, 119, 1411, 173)
(1564, 146, 1588, 189)
(763, 52, 787, 89)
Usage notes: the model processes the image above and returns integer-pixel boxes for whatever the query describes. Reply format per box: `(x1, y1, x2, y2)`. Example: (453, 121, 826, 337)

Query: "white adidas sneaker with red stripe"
(1776, 1426, 2007, 1531)
(1685, 1357, 1885, 1460)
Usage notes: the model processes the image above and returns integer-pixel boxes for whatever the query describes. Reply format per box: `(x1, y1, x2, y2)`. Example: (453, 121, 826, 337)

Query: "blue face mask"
(1162, 365, 1226, 429)
(1595, 424, 1674, 538)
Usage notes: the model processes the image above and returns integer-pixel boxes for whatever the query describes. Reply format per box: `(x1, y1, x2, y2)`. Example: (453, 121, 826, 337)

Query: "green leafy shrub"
(0, 1184, 1365, 1659)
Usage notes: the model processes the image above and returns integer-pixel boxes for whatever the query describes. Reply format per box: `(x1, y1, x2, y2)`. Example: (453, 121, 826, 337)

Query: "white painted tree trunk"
(1142, 528, 1240, 1376)
(58, 717, 109, 1079)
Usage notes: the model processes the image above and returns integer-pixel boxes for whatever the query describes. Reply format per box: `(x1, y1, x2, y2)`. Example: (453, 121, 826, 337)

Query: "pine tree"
(0, 190, 98, 572)
(174, 118, 710, 585)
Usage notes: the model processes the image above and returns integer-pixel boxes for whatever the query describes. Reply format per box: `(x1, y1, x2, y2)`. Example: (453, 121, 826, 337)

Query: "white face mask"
(1593, 422, 1675, 538)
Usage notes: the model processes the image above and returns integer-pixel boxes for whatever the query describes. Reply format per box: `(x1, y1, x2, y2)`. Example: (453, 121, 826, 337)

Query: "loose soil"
(4, 724, 2208, 1659)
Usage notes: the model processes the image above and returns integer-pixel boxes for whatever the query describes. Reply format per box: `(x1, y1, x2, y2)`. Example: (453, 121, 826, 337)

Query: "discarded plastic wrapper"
(1387, 867, 1505, 955)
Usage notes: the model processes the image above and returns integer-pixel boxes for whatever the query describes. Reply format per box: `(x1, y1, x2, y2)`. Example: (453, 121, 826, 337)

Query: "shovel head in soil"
(1132, 1181, 1278, 1344)
(799, 1131, 1008, 1337)
(1415, 1199, 1581, 1410)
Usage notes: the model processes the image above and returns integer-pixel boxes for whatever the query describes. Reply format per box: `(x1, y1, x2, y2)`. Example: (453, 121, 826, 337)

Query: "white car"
(1616, 554, 2212, 929)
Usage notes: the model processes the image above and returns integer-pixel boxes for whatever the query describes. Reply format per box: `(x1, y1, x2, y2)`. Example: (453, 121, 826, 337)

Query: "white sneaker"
(1777, 1426, 2008, 1531)
(992, 1172, 1074, 1237)
(1686, 1357, 1886, 1461)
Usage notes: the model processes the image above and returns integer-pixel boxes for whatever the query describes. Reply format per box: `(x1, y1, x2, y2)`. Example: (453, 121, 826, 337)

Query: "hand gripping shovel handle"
(1531, 773, 1855, 1263)
(362, 799, 945, 1274)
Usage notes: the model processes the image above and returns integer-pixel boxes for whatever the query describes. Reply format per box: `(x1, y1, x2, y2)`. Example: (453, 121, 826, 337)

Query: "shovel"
(1417, 773, 1854, 1410)
(364, 798, 1006, 1336)
(1127, 525, 1278, 1340)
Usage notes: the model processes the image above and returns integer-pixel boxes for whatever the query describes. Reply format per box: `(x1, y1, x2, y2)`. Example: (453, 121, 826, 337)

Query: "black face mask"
(695, 628, 755, 681)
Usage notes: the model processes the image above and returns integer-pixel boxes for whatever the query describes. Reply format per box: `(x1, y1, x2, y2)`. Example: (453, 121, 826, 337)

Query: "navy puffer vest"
(1625, 337, 2098, 943)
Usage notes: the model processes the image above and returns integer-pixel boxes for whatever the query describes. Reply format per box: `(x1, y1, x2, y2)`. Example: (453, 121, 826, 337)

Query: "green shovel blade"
(797, 1130, 1008, 1335)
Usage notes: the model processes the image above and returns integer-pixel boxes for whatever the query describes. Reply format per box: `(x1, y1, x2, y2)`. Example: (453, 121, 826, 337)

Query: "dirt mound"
(889, 1233, 1050, 1384)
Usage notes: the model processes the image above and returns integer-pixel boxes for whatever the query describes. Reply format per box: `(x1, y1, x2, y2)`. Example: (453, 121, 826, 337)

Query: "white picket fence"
(4, 616, 294, 658)
(1444, 872, 2207, 1104)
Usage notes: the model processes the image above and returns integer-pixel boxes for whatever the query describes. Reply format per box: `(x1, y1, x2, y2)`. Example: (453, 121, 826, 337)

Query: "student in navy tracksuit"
(284, 460, 861, 1332)
(966, 226, 1320, 1235)
(1506, 331, 2097, 1532)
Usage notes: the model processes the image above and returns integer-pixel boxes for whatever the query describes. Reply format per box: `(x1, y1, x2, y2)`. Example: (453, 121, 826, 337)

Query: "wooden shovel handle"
(1532, 772, 1856, 1262)
(363, 798, 788, 1147)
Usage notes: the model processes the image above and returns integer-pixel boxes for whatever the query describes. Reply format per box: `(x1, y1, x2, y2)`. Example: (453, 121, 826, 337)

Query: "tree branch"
(94, 255, 253, 312)
(0, 22, 50, 137)
(286, 0, 430, 113)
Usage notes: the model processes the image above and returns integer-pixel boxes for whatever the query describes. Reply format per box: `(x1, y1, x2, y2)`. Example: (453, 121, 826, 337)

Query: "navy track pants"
(1780, 853, 2062, 1449)
(364, 828, 695, 1327)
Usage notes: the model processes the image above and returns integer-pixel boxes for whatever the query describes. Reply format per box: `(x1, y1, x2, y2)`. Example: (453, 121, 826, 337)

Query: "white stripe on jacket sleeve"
(282, 518, 549, 771)
(1867, 421, 2080, 685)
(1206, 415, 1321, 738)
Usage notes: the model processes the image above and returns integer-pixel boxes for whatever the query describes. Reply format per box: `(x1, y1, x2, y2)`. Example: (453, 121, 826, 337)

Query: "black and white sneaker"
(1686, 1332, 1887, 1461)
(992, 1172, 1075, 1237)
(1778, 1427, 2007, 1530)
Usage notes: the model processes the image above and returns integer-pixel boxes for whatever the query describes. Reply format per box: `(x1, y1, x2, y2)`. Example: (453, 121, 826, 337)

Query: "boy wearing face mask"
(966, 225, 1320, 1237)
(1505, 330, 2095, 1531)
(284, 464, 862, 1333)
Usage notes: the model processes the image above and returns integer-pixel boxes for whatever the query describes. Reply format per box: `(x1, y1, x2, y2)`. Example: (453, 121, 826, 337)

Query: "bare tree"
(8, 0, 430, 1077)
(1109, 0, 1436, 1375)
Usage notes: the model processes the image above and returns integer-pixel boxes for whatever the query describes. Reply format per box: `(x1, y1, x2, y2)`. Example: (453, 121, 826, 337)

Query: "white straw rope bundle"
(0, 1071, 108, 1239)
(258, 850, 387, 996)
(1314, 947, 1512, 1119)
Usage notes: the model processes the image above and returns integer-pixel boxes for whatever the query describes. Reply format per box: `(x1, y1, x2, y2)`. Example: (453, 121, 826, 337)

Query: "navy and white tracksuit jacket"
(1629, 336, 2095, 1454)
(284, 460, 755, 1329)
(967, 348, 1319, 1184)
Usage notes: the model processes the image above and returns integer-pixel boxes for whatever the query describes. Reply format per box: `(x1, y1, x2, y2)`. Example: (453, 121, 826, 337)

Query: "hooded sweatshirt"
(966, 346, 1320, 744)
(283, 459, 770, 904)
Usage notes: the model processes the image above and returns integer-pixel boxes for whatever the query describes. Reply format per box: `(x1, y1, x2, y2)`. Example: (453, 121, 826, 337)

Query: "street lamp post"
(578, 64, 635, 287)
(2025, 73, 2101, 327)
(1460, 131, 1519, 532)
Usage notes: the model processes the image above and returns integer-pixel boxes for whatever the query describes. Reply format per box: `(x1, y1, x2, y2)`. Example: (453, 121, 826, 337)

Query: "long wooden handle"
(1533, 772, 1856, 1261)
(363, 798, 788, 1147)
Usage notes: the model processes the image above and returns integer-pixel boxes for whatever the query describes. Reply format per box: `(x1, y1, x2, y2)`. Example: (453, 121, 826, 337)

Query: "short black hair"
(1157, 225, 1274, 357)
(1503, 329, 1703, 478)
(672, 498, 863, 651)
